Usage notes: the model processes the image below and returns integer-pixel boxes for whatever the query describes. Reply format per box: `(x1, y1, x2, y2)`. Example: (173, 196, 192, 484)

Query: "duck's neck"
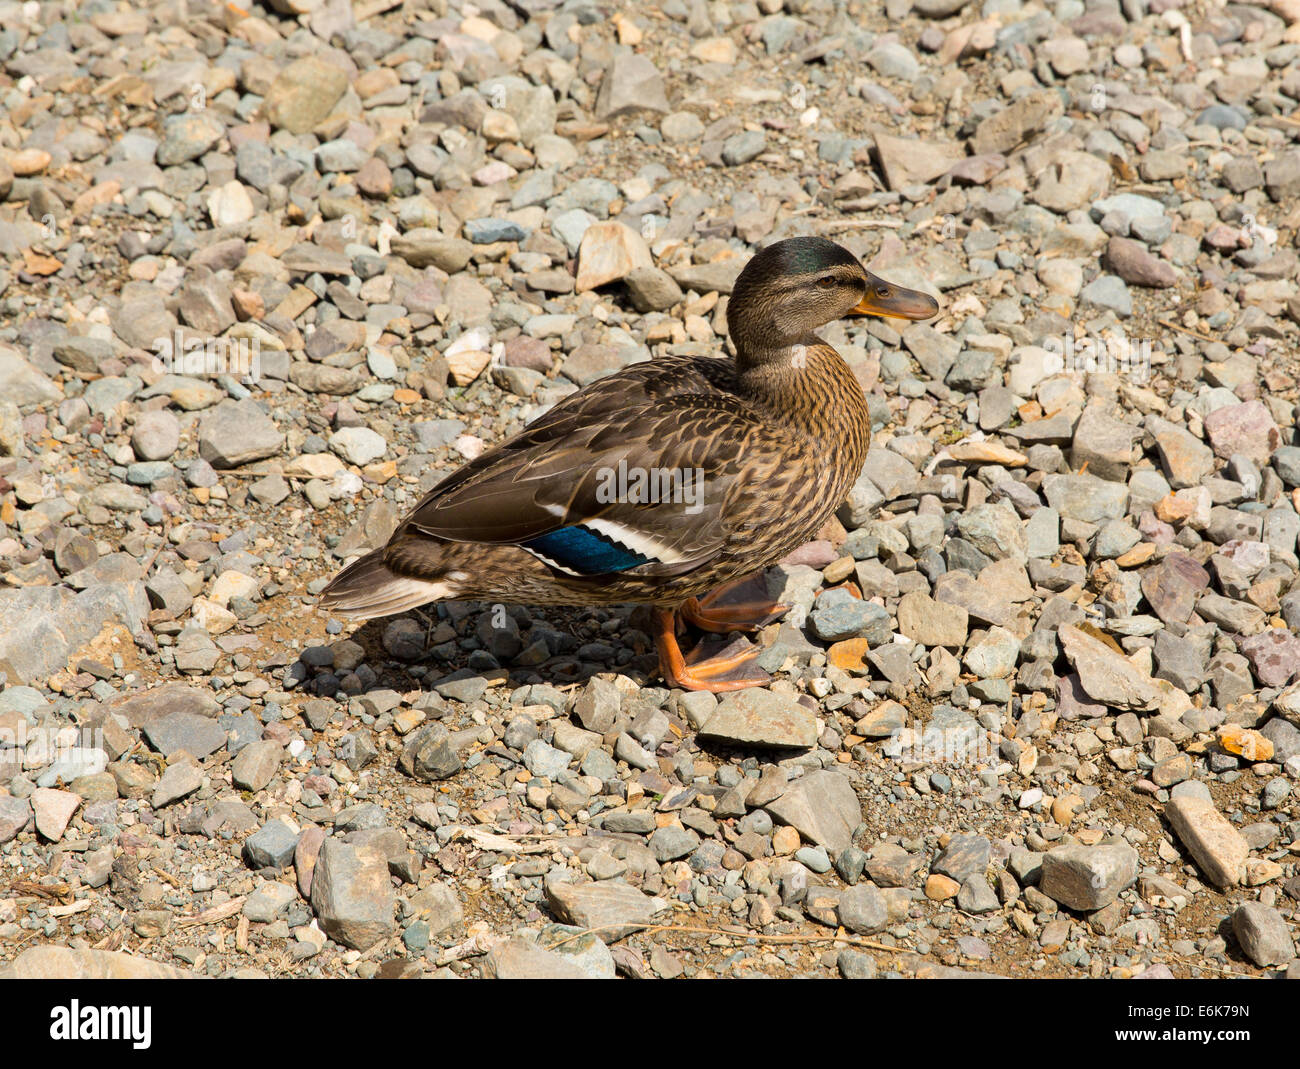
(733, 334, 871, 474)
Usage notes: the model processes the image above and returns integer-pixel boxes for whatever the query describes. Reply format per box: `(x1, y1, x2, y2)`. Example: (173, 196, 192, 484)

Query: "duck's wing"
(393, 389, 791, 579)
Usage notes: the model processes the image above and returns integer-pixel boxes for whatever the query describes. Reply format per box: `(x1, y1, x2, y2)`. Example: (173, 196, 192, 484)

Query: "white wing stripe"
(582, 517, 690, 565)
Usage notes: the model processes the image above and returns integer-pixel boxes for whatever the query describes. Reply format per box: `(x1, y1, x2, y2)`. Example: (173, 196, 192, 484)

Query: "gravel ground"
(1, 0, 1299, 980)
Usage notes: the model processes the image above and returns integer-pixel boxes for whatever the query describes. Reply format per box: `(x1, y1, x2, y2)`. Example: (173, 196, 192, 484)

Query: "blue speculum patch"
(521, 525, 652, 574)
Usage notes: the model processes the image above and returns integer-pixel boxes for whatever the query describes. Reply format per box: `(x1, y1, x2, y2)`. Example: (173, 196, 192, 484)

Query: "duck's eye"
(817, 277, 837, 289)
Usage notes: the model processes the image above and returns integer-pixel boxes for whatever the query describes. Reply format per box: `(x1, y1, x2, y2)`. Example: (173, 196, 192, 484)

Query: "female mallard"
(321, 236, 938, 691)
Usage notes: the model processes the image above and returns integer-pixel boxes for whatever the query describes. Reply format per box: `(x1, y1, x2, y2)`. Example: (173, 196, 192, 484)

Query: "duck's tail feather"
(318, 549, 459, 619)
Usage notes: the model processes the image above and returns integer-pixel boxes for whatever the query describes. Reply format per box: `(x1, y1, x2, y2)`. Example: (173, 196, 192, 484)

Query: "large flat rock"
(764, 770, 862, 853)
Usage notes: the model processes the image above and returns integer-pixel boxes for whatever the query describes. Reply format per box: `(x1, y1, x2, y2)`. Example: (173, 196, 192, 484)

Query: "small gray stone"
(315, 138, 368, 173)
(1043, 473, 1128, 523)
(796, 845, 831, 872)
(264, 56, 349, 134)
(431, 670, 488, 703)
(721, 130, 766, 166)
(1079, 274, 1132, 316)
(244, 819, 300, 869)
(483, 935, 591, 979)
(1071, 407, 1138, 482)
(143, 712, 226, 760)
(595, 52, 669, 119)
(933, 835, 991, 884)
(897, 591, 968, 647)
(958, 876, 1001, 914)
(808, 588, 892, 644)
(1260, 718, 1300, 763)
(698, 689, 817, 749)
(0, 796, 32, 844)
(329, 426, 387, 466)
(157, 113, 224, 166)
(523, 738, 571, 780)
(765, 771, 861, 853)
(660, 111, 705, 143)
(1059, 624, 1162, 712)
(545, 879, 665, 941)
(310, 839, 396, 951)
(1153, 630, 1207, 693)
(1040, 842, 1138, 910)
(838, 948, 879, 979)
(1230, 901, 1295, 967)
(198, 400, 283, 469)
(231, 740, 282, 792)
(408, 881, 463, 937)
(573, 677, 621, 733)
(399, 724, 463, 782)
(243, 881, 296, 923)
(624, 267, 683, 313)
(838, 884, 889, 934)
(649, 825, 699, 862)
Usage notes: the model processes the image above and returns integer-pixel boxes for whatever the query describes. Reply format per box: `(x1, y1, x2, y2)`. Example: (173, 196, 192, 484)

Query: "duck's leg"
(680, 573, 790, 633)
(653, 609, 771, 692)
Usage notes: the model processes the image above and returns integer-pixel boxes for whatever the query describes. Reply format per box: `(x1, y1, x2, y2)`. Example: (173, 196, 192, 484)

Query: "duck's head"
(728, 236, 939, 352)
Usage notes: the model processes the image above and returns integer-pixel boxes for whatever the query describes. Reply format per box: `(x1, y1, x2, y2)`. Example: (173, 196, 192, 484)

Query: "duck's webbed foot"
(653, 609, 772, 692)
(679, 573, 790, 633)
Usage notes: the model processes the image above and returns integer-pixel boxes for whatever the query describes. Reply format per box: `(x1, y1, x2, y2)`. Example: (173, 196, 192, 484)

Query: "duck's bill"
(850, 273, 940, 320)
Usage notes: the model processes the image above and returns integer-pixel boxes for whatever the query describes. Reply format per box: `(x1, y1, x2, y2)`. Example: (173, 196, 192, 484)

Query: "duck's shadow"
(306, 601, 664, 698)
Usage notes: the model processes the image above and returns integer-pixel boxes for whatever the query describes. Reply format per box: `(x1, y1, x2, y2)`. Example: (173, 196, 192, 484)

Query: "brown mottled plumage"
(321, 236, 938, 689)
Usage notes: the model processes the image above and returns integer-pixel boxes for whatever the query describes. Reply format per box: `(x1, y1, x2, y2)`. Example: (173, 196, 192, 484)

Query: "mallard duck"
(321, 236, 938, 691)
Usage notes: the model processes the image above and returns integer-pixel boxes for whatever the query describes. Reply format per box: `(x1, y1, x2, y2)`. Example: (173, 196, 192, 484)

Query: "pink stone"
(1140, 551, 1210, 624)
(781, 540, 837, 568)
(295, 825, 328, 899)
(1238, 629, 1300, 688)
(1056, 672, 1108, 720)
(30, 788, 80, 842)
(472, 160, 517, 186)
(1138, 511, 1176, 545)
(947, 153, 1007, 186)
(502, 334, 553, 371)
(1219, 539, 1271, 576)
(1203, 224, 1243, 252)
(1203, 400, 1281, 466)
